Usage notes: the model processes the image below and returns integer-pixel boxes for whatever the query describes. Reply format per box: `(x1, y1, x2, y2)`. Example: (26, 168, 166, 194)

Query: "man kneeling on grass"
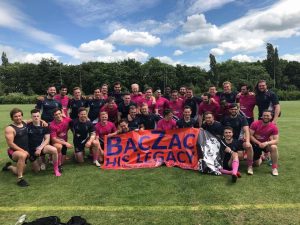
(27, 109, 61, 177)
(250, 110, 279, 176)
(3, 108, 30, 187)
(70, 107, 99, 167)
(220, 126, 242, 183)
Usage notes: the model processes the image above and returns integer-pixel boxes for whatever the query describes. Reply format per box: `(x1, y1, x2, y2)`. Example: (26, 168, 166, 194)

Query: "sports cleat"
(247, 166, 253, 175)
(236, 171, 242, 178)
(2, 162, 12, 171)
(232, 174, 238, 183)
(17, 178, 29, 187)
(272, 168, 279, 176)
(93, 160, 101, 167)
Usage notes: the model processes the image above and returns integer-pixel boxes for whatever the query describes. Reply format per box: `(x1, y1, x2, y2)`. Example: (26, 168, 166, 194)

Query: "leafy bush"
(0, 93, 38, 104)
(276, 90, 300, 100)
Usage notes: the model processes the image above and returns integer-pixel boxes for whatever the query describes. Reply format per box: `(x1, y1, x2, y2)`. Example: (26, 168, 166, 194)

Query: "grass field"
(0, 102, 299, 225)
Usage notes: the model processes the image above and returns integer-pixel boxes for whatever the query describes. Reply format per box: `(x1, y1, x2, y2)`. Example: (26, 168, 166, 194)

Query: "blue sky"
(1, 0, 300, 68)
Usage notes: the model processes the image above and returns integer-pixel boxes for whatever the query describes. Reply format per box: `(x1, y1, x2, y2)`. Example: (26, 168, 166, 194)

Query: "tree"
(209, 53, 219, 86)
(1, 52, 9, 67)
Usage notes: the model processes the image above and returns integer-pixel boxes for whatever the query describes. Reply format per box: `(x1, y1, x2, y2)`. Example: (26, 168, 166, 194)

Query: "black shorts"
(61, 145, 67, 155)
(74, 139, 88, 153)
(237, 140, 244, 151)
(28, 149, 45, 162)
(222, 152, 235, 170)
(252, 143, 268, 161)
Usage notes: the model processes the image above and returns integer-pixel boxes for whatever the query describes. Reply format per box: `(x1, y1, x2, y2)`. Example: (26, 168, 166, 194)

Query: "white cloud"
(56, 0, 161, 26)
(281, 53, 300, 62)
(173, 50, 184, 56)
(155, 56, 180, 66)
(0, 44, 59, 64)
(0, 2, 80, 58)
(96, 49, 149, 63)
(79, 39, 115, 54)
(107, 28, 161, 46)
(231, 54, 261, 62)
(186, 0, 235, 15)
(210, 48, 224, 56)
(175, 0, 300, 55)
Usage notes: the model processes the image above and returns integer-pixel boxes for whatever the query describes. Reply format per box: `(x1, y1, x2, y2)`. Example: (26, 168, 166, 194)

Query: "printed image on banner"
(103, 128, 200, 170)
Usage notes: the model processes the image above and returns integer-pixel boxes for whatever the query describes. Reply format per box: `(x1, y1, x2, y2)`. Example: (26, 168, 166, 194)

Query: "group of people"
(2, 79, 280, 186)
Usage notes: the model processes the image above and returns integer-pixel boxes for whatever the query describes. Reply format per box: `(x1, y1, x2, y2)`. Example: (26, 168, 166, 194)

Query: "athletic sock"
(58, 153, 62, 166)
(247, 159, 253, 167)
(53, 160, 61, 177)
(93, 150, 99, 162)
(232, 160, 239, 176)
(220, 169, 232, 175)
(272, 164, 278, 169)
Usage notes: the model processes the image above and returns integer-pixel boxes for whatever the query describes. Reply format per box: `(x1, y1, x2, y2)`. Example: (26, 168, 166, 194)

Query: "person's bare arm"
(5, 126, 28, 155)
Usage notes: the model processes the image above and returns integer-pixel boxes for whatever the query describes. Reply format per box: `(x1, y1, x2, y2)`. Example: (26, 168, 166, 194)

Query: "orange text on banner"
(103, 128, 200, 170)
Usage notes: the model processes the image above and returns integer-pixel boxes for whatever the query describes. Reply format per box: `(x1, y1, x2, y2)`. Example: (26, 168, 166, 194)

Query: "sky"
(1, 0, 300, 68)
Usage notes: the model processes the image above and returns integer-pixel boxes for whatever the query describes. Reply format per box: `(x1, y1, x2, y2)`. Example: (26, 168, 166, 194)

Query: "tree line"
(1, 43, 300, 96)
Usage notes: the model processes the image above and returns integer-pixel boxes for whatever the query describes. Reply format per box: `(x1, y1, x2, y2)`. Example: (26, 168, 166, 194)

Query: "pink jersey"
(169, 99, 184, 119)
(239, 94, 256, 118)
(95, 121, 117, 140)
(50, 117, 72, 141)
(100, 104, 118, 123)
(139, 97, 157, 113)
(250, 120, 279, 142)
(211, 95, 220, 104)
(156, 97, 169, 116)
(198, 101, 220, 118)
(157, 119, 176, 130)
(54, 95, 69, 115)
(130, 93, 144, 105)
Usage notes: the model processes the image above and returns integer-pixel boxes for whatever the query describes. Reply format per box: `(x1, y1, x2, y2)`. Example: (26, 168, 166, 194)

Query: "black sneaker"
(58, 165, 63, 173)
(232, 174, 238, 183)
(17, 178, 29, 187)
(2, 162, 12, 171)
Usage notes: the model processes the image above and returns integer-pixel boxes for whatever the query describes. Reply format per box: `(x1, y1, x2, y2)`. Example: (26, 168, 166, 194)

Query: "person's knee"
(270, 145, 278, 152)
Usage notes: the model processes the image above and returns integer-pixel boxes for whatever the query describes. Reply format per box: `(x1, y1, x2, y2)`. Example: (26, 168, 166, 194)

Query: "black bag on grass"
(66, 216, 90, 225)
(22, 216, 65, 225)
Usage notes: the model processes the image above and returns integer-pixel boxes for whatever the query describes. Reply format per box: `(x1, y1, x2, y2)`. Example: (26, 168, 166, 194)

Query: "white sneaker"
(93, 160, 101, 167)
(247, 166, 253, 175)
(40, 163, 46, 171)
(272, 168, 279, 176)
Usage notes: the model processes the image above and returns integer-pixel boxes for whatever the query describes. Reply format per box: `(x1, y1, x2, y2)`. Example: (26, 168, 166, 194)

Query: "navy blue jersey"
(70, 119, 95, 145)
(176, 118, 198, 128)
(202, 121, 223, 137)
(221, 115, 248, 140)
(27, 122, 50, 152)
(87, 98, 106, 121)
(184, 97, 202, 118)
(36, 97, 62, 122)
(109, 91, 124, 105)
(138, 113, 161, 130)
(128, 117, 140, 130)
(218, 91, 238, 104)
(220, 138, 241, 169)
(10, 122, 29, 151)
(256, 90, 279, 118)
(118, 101, 137, 119)
(68, 98, 87, 119)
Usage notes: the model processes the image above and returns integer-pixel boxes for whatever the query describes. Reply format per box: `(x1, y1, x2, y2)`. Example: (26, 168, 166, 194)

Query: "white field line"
(0, 203, 299, 212)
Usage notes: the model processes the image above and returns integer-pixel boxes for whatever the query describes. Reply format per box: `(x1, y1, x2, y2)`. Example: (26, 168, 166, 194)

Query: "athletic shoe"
(236, 171, 242, 178)
(17, 178, 29, 187)
(58, 165, 63, 173)
(272, 168, 279, 176)
(232, 174, 238, 183)
(40, 163, 46, 171)
(93, 160, 101, 168)
(2, 162, 12, 171)
(247, 166, 253, 175)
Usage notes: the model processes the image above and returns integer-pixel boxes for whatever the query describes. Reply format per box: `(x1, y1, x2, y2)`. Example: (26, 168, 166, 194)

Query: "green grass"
(0, 103, 300, 225)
